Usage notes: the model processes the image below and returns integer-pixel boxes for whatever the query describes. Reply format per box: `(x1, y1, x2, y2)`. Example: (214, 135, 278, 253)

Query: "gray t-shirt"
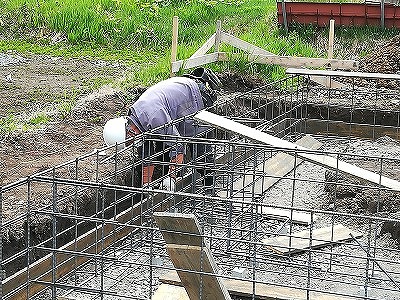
(128, 77, 205, 157)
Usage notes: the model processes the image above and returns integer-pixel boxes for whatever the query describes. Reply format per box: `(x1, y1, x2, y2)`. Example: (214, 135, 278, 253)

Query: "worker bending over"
(103, 67, 221, 190)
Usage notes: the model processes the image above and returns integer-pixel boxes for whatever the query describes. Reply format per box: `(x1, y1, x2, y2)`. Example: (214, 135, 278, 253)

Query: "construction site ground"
(0, 35, 399, 230)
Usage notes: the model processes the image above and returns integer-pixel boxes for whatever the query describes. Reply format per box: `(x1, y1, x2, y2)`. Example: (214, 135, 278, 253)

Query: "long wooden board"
(171, 53, 219, 73)
(166, 244, 231, 300)
(194, 111, 400, 192)
(190, 33, 216, 58)
(153, 212, 202, 247)
(262, 224, 363, 255)
(287, 67, 400, 80)
(220, 32, 275, 56)
(159, 270, 355, 300)
(218, 52, 358, 71)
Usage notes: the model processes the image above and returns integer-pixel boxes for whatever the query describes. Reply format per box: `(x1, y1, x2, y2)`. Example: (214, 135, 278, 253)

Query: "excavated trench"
(3, 89, 400, 294)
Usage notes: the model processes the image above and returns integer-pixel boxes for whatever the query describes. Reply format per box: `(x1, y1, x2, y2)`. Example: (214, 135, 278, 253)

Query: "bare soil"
(0, 53, 129, 186)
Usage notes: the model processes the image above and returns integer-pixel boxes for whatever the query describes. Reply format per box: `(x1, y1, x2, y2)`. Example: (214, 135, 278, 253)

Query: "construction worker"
(102, 67, 221, 191)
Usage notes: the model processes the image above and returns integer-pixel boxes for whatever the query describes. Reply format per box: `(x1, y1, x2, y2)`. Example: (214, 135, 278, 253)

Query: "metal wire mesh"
(1, 74, 400, 300)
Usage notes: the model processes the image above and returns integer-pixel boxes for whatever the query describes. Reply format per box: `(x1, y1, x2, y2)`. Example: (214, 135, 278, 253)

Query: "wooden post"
(327, 19, 335, 60)
(326, 19, 335, 88)
(281, 0, 288, 33)
(215, 20, 222, 53)
(171, 16, 179, 77)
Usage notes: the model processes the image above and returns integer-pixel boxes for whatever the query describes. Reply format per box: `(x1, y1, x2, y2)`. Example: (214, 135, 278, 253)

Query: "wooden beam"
(287, 67, 400, 80)
(170, 16, 179, 77)
(327, 19, 335, 60)
(152, 284, 189, 300)
(166, 244, 231, 300)
(190, 34, 216, 58)
(194, 111, 400, 192)
(220, 32, 274, 56)
(262, 224, 363, 255)
(153, 212, 202, 246)
(309, 75, 345, 89)
(171, 53, 219, 73)
(159, 270, 356, 300)
(218, 52, 358, 71)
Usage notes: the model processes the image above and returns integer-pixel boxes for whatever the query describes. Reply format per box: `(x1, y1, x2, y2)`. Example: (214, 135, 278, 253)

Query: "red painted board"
(277, 2, 400, 28)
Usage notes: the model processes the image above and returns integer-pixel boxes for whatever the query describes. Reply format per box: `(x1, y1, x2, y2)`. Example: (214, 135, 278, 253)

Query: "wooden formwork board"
(262, 224, 363, 255)
(218, 52, 358, 70)
(165, 244, 231, 300)
(159, 270, 355, 300)
(153, 212, 202, 247)
(154, 212, 231, 300)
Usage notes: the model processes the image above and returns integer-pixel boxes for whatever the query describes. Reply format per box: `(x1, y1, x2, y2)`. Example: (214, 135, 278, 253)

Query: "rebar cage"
(1, 73, 400, 300)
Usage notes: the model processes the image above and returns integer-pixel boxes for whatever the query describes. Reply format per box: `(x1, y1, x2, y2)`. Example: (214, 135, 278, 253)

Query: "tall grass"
(1, 0, 399, 84)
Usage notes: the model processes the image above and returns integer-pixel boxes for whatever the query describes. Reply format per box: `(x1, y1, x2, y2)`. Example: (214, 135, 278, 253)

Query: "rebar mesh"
(1, 74, 400, 300)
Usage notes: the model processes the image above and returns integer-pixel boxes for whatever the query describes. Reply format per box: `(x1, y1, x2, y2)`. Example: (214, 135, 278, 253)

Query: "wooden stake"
(326, 19, 335, 88)
(215, 20, 222, 53)
(327, 19, 335, 60)
(171, 16, 179, 77)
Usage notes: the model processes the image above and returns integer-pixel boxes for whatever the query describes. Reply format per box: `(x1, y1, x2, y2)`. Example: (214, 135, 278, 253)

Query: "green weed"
(0, 115, 18, 133)
(27, 113, 51, 126)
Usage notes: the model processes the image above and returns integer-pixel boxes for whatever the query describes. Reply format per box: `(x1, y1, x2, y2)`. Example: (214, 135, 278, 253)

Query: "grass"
(0, 0, 317, 84)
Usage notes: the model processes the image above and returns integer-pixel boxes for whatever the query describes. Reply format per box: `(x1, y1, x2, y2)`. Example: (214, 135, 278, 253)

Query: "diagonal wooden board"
(153, 212, 202, 246)
(194, 111, 400, 192)
(158, 271, 355, 300)
(165, 244, 231, 300)
(218, 135, 322, 225)
(262, 224, 363, 255)
(154, 212, 231, 300)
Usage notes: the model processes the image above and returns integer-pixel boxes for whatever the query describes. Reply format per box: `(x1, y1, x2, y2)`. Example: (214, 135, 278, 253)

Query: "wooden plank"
(166, 244, 231, 300)
(214, 20, 222, 53)
(308, 75, 345, 89)
(220, 32, 275, 56)
(262, 224, 363, 255)
(171, 53, 219, 73)
(327, 19, 335, 60)
(152, 284, 189, 300)
(159, 270, 355, 300)
(258, 207, 311, 226)
(194, 111, 400, 192)
(218, 52, 358, 71)
(170, 16, 179, 77)
(190, 33, 216, 58)
(287, 67, 400, 80)
(153, 212, 202, 246)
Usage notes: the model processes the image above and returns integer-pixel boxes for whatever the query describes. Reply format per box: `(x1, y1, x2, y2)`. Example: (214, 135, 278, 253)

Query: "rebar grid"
(1, 74, 400, 300)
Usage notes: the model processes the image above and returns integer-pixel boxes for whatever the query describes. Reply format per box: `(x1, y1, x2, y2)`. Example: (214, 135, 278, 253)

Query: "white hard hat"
(103, 117, 127, 149)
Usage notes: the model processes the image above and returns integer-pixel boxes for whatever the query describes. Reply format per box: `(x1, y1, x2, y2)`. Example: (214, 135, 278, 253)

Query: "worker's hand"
(159, 176, 176, 191)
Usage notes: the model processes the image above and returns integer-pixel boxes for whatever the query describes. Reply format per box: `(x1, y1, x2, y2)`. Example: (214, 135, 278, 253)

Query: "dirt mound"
(359, 35, 400, 74)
